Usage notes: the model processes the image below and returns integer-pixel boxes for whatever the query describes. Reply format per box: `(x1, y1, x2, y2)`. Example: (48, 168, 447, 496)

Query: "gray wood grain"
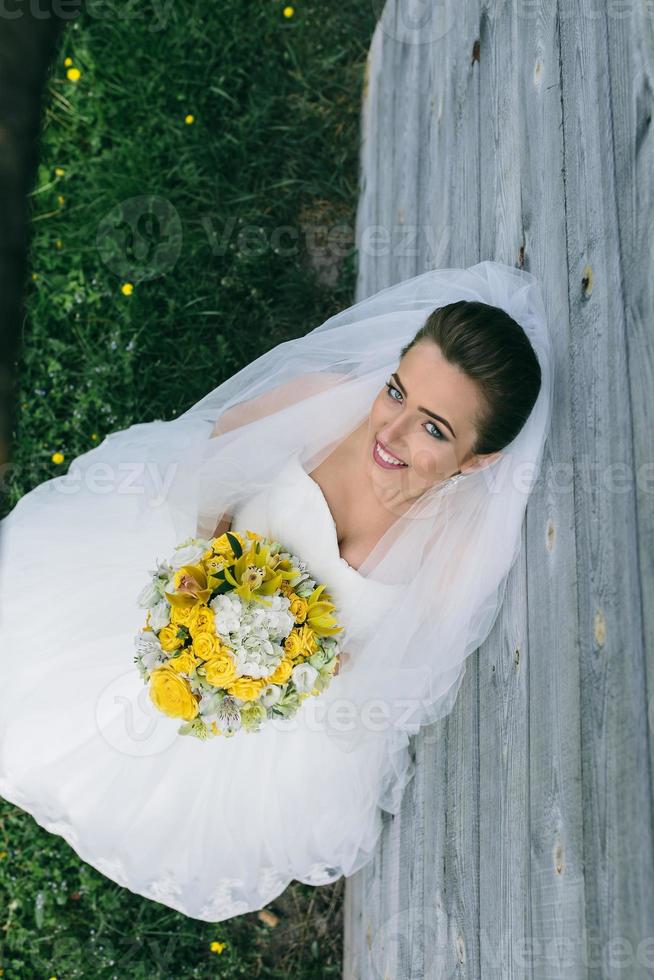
(344, 0, 654, 978)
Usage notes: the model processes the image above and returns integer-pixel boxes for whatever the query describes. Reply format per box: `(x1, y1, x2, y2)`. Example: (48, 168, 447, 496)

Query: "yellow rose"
(226, 676, 267, 701)
(203, 655, 238, 687)
(279, 581, 295, 597)
(284, 629, 304, 659)
(212, 531, 243, 558)
(170, 603, 200, 629)
(189, 606, 215, 636)
(158, 624, 185, 652)
(149, 666, 199, 720)
(192, 631, 221, 661)
(289, 594, 308, 624)
(297, 623, 318, 655)
(168, 649, 199, 675)
(267, 657, 293, 684)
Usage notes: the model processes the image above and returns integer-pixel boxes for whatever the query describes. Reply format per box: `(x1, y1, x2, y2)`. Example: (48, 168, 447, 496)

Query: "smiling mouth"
(373, 438, 408, 468)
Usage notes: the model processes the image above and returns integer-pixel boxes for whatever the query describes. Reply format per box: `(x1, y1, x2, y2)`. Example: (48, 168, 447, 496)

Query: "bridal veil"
(67, 259, 553, 809)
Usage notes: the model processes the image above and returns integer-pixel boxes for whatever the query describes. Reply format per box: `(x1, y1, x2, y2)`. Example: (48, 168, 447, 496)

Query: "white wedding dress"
(0, 419, 415, 921)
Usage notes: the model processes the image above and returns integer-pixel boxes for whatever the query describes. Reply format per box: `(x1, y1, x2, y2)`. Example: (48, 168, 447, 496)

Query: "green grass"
(0, 0, 376, 974)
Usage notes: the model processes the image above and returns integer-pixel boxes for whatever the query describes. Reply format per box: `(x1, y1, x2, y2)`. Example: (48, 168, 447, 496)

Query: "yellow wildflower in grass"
(120, 282, 134, 295)
(283, 5, 294, 16)
(0, 851, 7, 859)
(51, 451, 65, 464)
(184, 113, 195, 124)
(57, 195, 65, 205)
(31, 272, 38, 281)
(66, 67, 81, 82)
(210, 940, 227, 954)
(55, 239, 62, 249)
(91, 432, 98, 440)
(54, 166, 65, 176)
(64, 56, 73, 66)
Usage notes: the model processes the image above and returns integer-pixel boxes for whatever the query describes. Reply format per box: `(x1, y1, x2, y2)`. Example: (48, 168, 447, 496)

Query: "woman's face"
(364, 339, 500, 503)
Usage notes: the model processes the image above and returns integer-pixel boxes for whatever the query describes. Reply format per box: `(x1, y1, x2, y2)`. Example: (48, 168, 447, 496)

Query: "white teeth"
(376, 441, 405, 466)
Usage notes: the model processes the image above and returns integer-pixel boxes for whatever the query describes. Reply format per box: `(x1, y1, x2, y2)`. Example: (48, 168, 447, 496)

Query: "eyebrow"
(391, 371, 457, 438)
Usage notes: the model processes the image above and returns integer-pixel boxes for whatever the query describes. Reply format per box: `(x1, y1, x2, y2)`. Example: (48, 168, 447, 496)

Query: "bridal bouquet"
(133, 530, 343, 739)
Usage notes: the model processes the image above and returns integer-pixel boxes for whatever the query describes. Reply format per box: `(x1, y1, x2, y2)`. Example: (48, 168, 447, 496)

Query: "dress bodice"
(230, 451, 399, 647)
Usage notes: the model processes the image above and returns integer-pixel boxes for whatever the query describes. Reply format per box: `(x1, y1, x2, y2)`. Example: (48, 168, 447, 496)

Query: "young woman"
(0, 260, 552, 921)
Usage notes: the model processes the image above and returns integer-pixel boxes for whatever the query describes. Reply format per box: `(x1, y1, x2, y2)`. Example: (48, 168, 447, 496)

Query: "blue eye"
(384, 382, 446, 442)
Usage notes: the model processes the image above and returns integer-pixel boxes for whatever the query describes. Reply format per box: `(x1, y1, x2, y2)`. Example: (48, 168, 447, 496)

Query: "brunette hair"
(400, 300, 542, 455)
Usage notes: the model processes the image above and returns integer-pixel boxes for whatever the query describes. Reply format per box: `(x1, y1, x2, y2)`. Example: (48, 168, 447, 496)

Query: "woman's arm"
(209, 370, 347, 439)
(210, 513, 232, 538)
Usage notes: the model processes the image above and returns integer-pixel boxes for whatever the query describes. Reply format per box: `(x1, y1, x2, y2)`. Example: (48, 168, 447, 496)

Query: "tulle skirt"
(0, 417, 414, 921)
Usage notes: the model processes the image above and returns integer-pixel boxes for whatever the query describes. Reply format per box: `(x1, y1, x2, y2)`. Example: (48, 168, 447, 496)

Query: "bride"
(0, 260, 552, 922)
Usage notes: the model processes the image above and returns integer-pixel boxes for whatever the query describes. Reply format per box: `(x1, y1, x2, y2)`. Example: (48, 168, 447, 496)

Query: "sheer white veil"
(121, 259, 552, 800)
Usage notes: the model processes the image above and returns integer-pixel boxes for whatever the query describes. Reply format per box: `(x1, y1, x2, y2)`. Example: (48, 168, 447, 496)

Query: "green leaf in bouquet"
(211, 579, 235, 597)
(226, 531, 242, 558)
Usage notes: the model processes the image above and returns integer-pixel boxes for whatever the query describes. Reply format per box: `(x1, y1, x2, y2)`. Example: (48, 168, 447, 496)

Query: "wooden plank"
(557, 0, 654, 972)
(423, 2, 484, 977)
(354, 19, 384, 305)
(477, 0, 590, 977)
(519, 5, 589, 978)
(345, 0, 654, 976)
(605, 0, 654, 827)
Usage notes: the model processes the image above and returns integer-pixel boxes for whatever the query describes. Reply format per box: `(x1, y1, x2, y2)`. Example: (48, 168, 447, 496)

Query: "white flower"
(169, 542, 206, 569)
(134, 631, 165, 669)
(136, 579, 160, 608)
(260, 684, 282, 707)
(149, 598, 171, 631)
(291, 662, 319, 694)
(210, 594, 242, 635)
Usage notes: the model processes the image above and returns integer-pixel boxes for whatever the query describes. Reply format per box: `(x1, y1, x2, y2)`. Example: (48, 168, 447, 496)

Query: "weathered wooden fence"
(344, 1, 654, 977)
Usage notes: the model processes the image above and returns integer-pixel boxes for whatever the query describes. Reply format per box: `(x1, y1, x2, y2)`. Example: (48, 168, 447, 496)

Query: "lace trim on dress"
(0, 776, 345, 921)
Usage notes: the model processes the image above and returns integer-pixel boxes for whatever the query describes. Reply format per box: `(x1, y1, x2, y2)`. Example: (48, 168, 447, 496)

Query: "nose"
(378, 414, 409, 450)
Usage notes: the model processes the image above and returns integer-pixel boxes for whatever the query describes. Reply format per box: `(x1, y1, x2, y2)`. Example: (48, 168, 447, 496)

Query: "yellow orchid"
(221, 540, 283, 605)
(304, 583, 343, 637)
(165, 564, 212, 608)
